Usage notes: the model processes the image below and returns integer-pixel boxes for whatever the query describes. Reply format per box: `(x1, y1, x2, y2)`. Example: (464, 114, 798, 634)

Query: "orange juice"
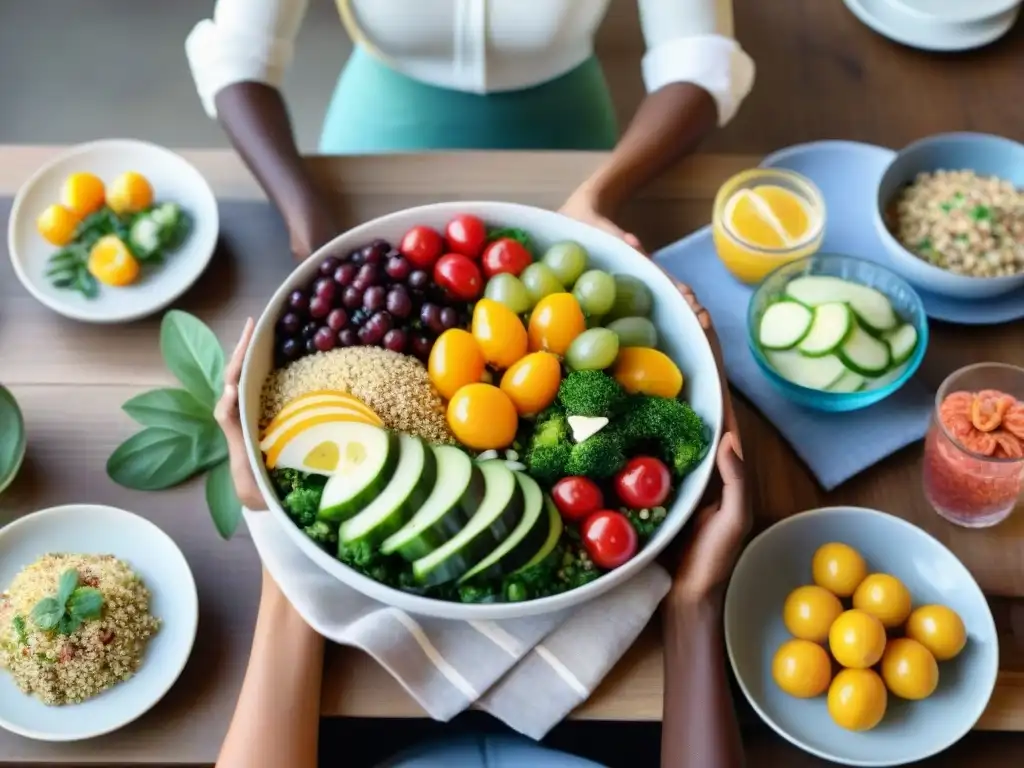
(712, 169, 825, 284)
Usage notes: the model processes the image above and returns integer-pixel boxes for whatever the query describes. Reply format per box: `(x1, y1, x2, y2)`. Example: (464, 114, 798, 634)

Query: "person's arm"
(186, 0, 337, 259)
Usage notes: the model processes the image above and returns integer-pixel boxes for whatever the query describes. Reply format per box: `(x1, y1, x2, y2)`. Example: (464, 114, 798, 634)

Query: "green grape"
(484, 273, 532, 314)
(605, 274, 653, 321)
(520, 263, 565, 304)
(565, 328, 620, 371)
(572, 270, 616, 316)
(542, 241, 588, 287)
(605, 316, 658, 348)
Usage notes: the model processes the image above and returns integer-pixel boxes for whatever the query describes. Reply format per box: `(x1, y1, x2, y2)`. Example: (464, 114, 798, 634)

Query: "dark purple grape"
(314, 278, 336, 303)
(358, 322, 384, 346)
(288, 290, 309, 313)
(318, 256, 341, 277)
(385, 247, 401, 260)
(386, 286, 412, 318)
(408, 270, 430, 290)
(385, 255, 412, 281)
(349, 248, 364, 265)
(301, 321, 319, 340)
(327, 308, 349, 331)
(411, 332, 434, 361)
(279, 312, 302, 335)
(313, 326, 336, 352)
(363, 286, 387, 312)
(280, 337, 301, 360)
(338, 328, 359, 347)
(383, 328, 408, 353)
(439, 306, 459, 330)
(372, 238, 391, 251)
(355, 263, 381, 289)
(369, 311, 393, 334)
(361, 240, 389, 265)
(309, 295, 331, 319)
(420, 303, 445, 334)
(333, 262, 357, 287)
(342, 286, 363, 309)
(305, 338, 318, 354)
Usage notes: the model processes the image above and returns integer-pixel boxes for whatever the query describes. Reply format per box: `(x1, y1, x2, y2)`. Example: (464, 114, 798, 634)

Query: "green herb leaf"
(122, 388, 216, 434)
(971, 205, 992, 222)
(67, 586, 104, 620)
(107, 427, 199, 490)
(193, 423, 229, 473)
(206, 460, 242, 540)
(57, 613, 82, 636)
(76, 268, 99, 299)
(12, 615, 28, 645)
(0, 386, 25, 489)
(31, 597, 65, 631)
(160, 311, 225, 410)
(56, 569, 79, 605)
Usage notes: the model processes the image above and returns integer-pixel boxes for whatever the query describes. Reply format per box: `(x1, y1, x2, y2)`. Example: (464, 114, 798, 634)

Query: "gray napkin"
(654, 228, 932, 491)
(245, 509, 669, 739)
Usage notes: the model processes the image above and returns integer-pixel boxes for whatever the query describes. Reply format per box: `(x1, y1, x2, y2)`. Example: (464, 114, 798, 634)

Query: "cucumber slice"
(797, 302, 853, 357)
(412, 460, 525, 586)
(837, 324, 891, 377)
(316, 426, 399, 522)
(381, 445, 483, 561)
(863, 362, 910, 391)
(758, 300, 813, 350)
(513, 498, 563, 575)
(765, 349, 847, 391)
(785, 275, 898, 333)
(885, 324, 919, 367)
(829, 369, 866, 393)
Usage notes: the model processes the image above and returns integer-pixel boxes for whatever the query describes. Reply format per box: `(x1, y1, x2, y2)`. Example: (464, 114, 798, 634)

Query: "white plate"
(0, 505, 198, 741)
(8, 140, 219, 324)
(891, 0, 1020, 23)
(844, 0, 1020, 50)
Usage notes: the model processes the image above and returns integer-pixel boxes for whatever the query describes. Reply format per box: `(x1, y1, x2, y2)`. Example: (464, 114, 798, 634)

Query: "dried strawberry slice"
(960, 428, 997, 456)
(992, 431, 1024, 460)
(971, 392, 1013, 432)
(1004, 403, 1024, 441)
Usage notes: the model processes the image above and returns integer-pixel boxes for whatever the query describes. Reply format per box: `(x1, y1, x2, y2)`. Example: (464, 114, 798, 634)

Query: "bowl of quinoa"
(875, 132, 1024, 300)
(0, 505, 197, 741)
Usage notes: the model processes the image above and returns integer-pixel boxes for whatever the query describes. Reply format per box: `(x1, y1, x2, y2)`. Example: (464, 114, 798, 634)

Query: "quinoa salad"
(887, 169, 1024, 278)
(0, 553, 160, 706)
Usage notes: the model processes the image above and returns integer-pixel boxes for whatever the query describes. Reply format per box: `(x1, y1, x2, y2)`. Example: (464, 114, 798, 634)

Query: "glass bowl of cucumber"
(748, 254, 929, 412)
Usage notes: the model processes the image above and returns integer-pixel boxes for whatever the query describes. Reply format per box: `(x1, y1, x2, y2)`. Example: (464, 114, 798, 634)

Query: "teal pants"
(319, 48, 619, 153)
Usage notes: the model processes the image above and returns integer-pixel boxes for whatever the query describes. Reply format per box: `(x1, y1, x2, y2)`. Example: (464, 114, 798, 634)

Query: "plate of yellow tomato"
(725, 506, 998, 767)
(7, 139, 218, 323)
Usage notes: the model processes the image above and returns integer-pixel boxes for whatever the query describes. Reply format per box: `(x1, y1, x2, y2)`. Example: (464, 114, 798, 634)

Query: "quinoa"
(261, 346, 456, 445)
(0, 554, 160, 706)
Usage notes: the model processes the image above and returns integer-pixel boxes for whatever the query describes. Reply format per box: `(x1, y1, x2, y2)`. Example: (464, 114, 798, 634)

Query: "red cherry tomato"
(400, 225, 444, 268)
(614, 456, 672, 509)
(434, 253, 483, 301)
(551, 476, 604, 522)
(481, 238, 533, 279)
(581, 511, 639, 570)
(445, 215, 488, 259)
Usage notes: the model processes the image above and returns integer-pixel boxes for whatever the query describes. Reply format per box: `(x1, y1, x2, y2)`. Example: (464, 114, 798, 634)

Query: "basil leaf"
(0, 386, 25, 487)
(107, 427, 199, 490)
(160, 311, 224, 410)
(56, 568, 79, 605)
(31, 597, 64, 631)
(67, 586, 104, 620)
(206, 460, 242, 540)
(76, 268, 99, 299)
(122, 388, 215, 433)
(57, 613, 82, 636)
(194, 423, 229, 473)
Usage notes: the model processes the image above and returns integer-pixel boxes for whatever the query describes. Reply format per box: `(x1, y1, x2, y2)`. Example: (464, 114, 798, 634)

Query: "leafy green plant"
(30, 569, 104, 635)
(107, 310, 241, 538)
(0, 385, 25, 489)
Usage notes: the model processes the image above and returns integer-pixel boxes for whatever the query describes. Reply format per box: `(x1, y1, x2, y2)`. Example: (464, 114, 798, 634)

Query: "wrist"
(663, 585, 725, 623)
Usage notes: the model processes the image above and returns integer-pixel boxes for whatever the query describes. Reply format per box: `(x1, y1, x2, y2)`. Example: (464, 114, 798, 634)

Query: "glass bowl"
(747, 254, 929, 412)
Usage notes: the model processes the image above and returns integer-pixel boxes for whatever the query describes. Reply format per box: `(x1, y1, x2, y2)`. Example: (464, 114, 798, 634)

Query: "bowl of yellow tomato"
(725, 506, 998, 766)
(8, 139, 218, 323)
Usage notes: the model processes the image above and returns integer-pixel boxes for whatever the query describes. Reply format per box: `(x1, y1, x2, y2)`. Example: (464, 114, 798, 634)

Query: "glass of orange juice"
(712, 168, 826, 285)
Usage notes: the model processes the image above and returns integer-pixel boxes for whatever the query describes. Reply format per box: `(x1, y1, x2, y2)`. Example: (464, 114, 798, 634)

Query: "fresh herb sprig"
(30, 569, 104, 636)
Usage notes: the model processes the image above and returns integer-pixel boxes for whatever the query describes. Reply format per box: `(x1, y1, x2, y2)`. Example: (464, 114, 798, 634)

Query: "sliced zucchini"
(765, 349, 847, 391)
(514, 498, 563, 574)
(458, 473, 548, 583)
(381, 445, 483, 561)
(863, 362, 910, 391)
(785, 275, 898, 333)
(316, 426, 399, 522)
(412, 460, 525, 586)
(797, 302, 853, 357)
(338, 434, 436, 546)
(837, 324, 891, 377)
(829, 369, 866, 393)
(758, 300, 813, 351)
(885, 324, 919, 367)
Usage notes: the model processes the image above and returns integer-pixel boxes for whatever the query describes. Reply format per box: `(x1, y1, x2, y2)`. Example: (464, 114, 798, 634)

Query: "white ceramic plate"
(8, 139, 219, 324)
(891, 0, 1020, 23)
(0, 505, 198, 741)
(844, 0, 1020, 50)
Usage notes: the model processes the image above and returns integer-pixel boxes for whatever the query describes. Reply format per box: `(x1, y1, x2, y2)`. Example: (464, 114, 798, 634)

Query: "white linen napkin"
(244, 509, 670, 739)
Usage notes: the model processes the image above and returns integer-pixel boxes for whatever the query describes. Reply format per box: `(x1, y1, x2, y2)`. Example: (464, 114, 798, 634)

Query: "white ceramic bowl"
(725, 507, 999, 767)
(844, 0, 1021, 51)
(239, 201, 723, 620)
(8, 139, 219, 323)
(0, 505, 198, 741)
(0, 386, 26, 496)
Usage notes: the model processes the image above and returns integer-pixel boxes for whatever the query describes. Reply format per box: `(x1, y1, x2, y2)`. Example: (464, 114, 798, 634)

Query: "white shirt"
(186, 0, 755, 128)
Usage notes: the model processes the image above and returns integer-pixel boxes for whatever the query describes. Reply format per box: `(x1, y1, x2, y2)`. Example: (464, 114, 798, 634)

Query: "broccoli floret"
(525, 407, 572, 483)
(557, 371, 627, 417)
(457, 583, 501, 604)
(303, 520, 338, 548)
(270, 468, 305, 496)
(282, 487, 322, 527)
(619, 395, 708, 477)
(337, 540, 415, 589)
(624, 506, 668, 544)
(565, 430, 626, 479)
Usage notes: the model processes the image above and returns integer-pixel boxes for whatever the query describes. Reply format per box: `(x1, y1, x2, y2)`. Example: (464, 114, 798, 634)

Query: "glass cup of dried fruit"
(923, 363, 1024, 528)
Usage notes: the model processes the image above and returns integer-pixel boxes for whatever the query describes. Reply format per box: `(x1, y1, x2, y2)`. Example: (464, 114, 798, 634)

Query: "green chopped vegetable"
(524, 407, 572, 483)
(557, 371, 627, 417)
(620, 395, 708, 477)
(12, 615, 27, 646)
(970, 205, 992, 222)
(565, 429, 626, 479)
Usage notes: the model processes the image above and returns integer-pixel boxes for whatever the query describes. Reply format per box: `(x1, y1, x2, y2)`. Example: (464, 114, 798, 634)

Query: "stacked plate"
(845, 0, 1021, 50)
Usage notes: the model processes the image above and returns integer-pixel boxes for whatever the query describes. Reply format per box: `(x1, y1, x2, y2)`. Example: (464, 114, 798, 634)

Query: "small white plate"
(0, 505, 198, 741)
(891, 0, 1020, 23)
(8, 139, 219, 324)
(844, 0, 1020, 51)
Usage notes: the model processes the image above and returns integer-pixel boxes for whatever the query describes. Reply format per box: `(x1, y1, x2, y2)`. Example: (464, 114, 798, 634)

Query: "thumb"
(717, 432, 744, 485)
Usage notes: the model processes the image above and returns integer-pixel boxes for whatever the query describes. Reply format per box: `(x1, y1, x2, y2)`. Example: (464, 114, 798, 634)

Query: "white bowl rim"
(724, 505, 1000, 767)
(0, 386, 26, 495)
(0, 503, 199, 742)
(6, 138, 220, 324)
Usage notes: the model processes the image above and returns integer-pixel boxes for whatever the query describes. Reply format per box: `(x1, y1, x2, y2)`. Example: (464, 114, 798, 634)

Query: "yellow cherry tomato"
(853, 573, 912, 629)
(782, 585, 844, 644)
(881, 638, 938, 701)
(60, 172, 106, 217)
(610, 347, 683, 398)
(36, 203, 80, 246)
(771, 639, 832, 699)
(88, 235, 140, 287)
(528, 292, 585, 355)
(812, 542, 868, 598)
(828, 668, 887, 732)
(472, 298, 528, 370)
(428, 329, 485, 400)
(446, 383, 518, 450)
(828, 609, 887, 669)
(106, 171, 153, 214)
(905, 605, 967, 662)
(500, 351, 562, 416)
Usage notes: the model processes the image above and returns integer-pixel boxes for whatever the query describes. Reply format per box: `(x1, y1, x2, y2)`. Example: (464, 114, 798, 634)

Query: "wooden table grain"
(1, 145, 1023, 766)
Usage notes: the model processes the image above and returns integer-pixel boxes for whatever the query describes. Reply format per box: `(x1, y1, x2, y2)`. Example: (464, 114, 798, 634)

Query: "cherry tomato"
(472, 298, 528, 369)
(614, 457, 672, 509)
(527, 292, 585, 355)
(581, 511, 639, 570)
(446, 383, 518, 450)
(499, 351, 561, 415)
(428, 329, 485, 400)
(551, 477, 604, 522)
(481, 238, 533, 279)
(434, 253, 483, 301)
(445, 214, 487, 259)
(400, 225, 444, 268)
